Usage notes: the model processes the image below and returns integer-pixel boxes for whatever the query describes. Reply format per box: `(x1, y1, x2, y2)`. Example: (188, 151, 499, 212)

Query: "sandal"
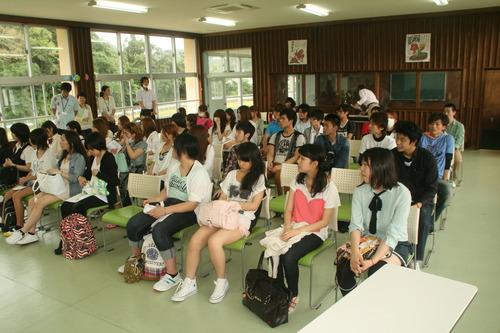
(106, 224, 117, 229)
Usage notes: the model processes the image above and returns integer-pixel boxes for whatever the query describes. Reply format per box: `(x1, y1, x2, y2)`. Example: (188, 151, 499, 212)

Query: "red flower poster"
(406, 33, 431, 63)
(288, 40, 307, 65)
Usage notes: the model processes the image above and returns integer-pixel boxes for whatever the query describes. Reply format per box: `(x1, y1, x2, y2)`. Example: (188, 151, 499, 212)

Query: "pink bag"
(199, 201, 241, 230)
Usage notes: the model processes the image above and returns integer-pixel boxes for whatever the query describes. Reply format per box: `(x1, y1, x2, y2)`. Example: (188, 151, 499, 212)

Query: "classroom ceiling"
(0, 0, 498, 34)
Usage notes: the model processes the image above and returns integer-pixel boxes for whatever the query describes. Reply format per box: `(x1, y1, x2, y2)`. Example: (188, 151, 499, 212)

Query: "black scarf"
(368, 190, 386, 234)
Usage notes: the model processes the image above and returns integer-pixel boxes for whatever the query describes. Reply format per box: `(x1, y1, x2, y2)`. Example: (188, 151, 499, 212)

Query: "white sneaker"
(171, 277, 198, 302)
(288, 296, 299, 314)
(16, 233, 38, 245)
(153, 273, 181, 292)
(117, 265, 125, 274)
(209, 278, 229, 304)
(6, 230, 23, 245)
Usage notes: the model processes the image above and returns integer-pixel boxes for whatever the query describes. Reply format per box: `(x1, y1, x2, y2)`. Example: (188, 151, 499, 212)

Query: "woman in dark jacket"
(55, 132, 119, 254)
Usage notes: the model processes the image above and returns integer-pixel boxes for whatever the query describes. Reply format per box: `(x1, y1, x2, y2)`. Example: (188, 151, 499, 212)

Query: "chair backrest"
(128, 173, 162, 200)
(212, 144, 223, 159)
(260, 188, 272, 220)
(330, 168, 362, 194)
(348, 139, 362, 160)
(407, 206, 420, 245)
(212, 157, 223, 183)
(280, 163, 300, 188)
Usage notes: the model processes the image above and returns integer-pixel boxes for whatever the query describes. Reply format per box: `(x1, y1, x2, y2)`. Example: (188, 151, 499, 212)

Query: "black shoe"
(54, 241, 63, 255)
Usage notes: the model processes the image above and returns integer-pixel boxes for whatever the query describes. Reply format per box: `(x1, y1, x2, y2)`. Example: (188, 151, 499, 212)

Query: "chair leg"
(423, 229, 435, 268)
(307, 256, 337, 309)
(439, 206, 449, 231)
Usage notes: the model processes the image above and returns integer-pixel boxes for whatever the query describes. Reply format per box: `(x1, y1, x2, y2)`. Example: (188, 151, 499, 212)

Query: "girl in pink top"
(196, 105, 213, 131)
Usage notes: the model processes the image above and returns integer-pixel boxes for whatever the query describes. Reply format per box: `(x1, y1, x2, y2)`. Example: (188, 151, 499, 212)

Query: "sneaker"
(6, 230, 23, 245)
(17, 233, 39, 245)
(450, 180, 456, 189)
(288, 296, 299, 314)
(117, 265, 125, 274)
(171, 277, 198, 302)
(4, 226, 21, 237)
(209, 278, 229, 304)
(153, 273, 181, 292)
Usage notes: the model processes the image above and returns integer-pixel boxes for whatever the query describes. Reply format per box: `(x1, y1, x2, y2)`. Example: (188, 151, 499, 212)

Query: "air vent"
(207, 3, 259, 14)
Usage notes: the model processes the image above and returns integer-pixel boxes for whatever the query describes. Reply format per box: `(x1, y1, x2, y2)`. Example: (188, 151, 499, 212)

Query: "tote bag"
(33, 172, 66, 197)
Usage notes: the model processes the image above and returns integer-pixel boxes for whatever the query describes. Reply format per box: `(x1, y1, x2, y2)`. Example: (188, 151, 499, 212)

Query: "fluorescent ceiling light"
(199, 17, 236, 27)
(88, 1, 148, 13)
(433, 0, 448, 5)
(296, 4, 329, 17)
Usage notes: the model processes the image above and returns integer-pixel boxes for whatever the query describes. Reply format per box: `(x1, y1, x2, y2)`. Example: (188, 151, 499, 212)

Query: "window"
(0, 23, 72, 131)
(92, 31, 199, 119)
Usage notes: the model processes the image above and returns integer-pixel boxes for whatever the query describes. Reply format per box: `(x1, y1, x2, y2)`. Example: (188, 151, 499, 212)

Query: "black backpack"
(0, 199, 17, 232)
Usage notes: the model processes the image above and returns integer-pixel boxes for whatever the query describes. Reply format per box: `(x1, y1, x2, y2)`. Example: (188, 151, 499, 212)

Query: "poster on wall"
(288, 40, 307, 65)
(406, 33, 431, 63)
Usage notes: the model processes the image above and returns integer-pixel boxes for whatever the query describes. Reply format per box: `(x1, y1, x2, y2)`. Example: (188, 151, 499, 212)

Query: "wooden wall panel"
(201, 9, 500, 148)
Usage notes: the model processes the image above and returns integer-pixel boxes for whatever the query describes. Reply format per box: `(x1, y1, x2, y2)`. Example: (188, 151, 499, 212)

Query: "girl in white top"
(1, 128, 55, 232)
(75, 92, 93, 131)
(224, 106, 258, 149)
(359, 112, 396, 160)
(148, 123, 178, 176)
(97, 85, 116, 126)
(210, 109, 231, 145)
(172, 142, 266, 304)
(189, 125, 214, 176)
(140, 117, 160, 169)
(41, 120, 62, 159)
(266, 144, 340, 313)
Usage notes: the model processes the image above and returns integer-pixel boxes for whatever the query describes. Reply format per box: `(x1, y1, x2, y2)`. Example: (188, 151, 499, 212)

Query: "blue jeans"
(436, 179, 453, 220)
(416, 203, 434, 261)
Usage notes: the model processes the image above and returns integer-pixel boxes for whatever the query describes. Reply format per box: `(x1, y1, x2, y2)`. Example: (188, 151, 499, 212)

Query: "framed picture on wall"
(288, 40, 307, 65)
(406, 33, 431, 63)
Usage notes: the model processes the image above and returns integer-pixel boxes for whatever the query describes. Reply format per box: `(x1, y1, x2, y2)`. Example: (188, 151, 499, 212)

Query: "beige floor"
(0, 149, 499, 333)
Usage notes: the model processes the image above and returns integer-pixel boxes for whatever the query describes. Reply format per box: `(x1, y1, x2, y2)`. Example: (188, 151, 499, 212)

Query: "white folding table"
(299, 264, 477, 333)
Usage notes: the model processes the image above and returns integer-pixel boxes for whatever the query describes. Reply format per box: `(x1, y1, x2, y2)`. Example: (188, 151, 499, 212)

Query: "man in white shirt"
(352, 85, 379, 116)
(50, 82, 79, 132)
(137, 77, 157, 120)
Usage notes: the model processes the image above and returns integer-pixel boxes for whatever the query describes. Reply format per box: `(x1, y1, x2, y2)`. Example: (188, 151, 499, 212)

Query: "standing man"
(419, 113, 455, 220)
(314, 114, 350, 170)
(295, 104, 311, 133)
(443, 103, 465, 187)
(392, 120, 438, 267)
(137, 77, 157, 120)
(50, 82, 78, 133)
(352, 85, 379, 115)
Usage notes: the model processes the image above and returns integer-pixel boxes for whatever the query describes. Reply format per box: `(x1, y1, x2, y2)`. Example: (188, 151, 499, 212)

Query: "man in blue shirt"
(50, 82, 79, 132)
(418, 113, 455, 220)
(314, 114, 350, 171)
(261, 103, 285, 156)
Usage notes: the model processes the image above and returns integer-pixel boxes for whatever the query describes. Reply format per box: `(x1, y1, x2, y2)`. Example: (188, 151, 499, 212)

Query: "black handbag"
(242, 252, 292, 328)
(0, 166, 18, 186)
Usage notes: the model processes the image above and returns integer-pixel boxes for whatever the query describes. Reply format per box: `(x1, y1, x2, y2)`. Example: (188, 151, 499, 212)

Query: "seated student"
(392, 121, 438, 266)
(0, 127, 11, 166)
(250, 105, 264, 143)
(314, 114, 350, 170)
(284, 97, 296, 109)
(118, 134, 212, 292)
(114, 115, 131, 141)
(386, 110, 398, 139)
(443, 103, 465, 187)
(55, 132, 119, 254)
(189, 125, 214, 176)
(303, 109, 324, 144)
(2, 129, 56, 235)
(92, 118, 112, 146)
(171, 112, 189, 135)
(96, 116, 114, 141)
(210, 109, 231, 145)
(2, 123, 33, 191)
(359, 112, 396, 162)
(186, 113, 197, 130)
(361, 106, 381, 137)
(221, 121, 255, 182)
(66, 120, 85, 142)
(141, 117, 160, 169)
(177, 107, 187, 117)
(266, 108, 306, 196)
(117, 122, 147, 207)
(6, 131, 86, 245)
(148, 123, 178, 177)
(224, 106, 258, 148)
(196, 105, 213, 131)
(418, 113, 455, 220)
(41, 120, 63, 159)
(336, 104, 356, 139)
(263, 144, 340, 313)
(336, 147, 411, 296)
(225, 108, 237, 132)
(295, 104, 311, 134)
(261, 103, 285, 156)
(172, 142, 266, 304)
